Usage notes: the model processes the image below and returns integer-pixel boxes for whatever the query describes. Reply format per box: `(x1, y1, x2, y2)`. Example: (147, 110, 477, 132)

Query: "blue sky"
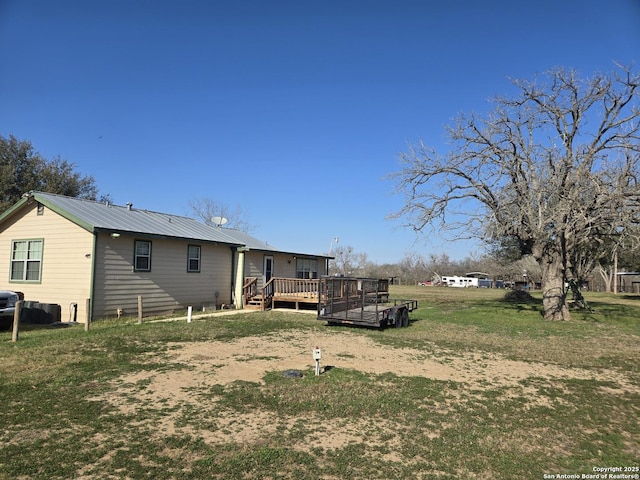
(1, 0, 639, 264)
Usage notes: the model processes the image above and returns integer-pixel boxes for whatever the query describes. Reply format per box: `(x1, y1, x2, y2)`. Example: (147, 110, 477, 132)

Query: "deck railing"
(243, 277, 258, 304)
(271, 278, 319, 298)
(262, 278, 275, 310)
(243, 277, 320, 310)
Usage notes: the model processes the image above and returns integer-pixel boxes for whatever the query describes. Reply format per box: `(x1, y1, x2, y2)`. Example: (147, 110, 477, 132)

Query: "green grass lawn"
(1, 286, 638, 479)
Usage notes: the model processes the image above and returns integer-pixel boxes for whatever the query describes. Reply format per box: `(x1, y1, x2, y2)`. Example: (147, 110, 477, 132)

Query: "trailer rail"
(317, 277, 418, 328)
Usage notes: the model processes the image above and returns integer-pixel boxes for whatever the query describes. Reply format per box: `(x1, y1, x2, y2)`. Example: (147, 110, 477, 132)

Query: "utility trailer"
(317, 277, 418, 328)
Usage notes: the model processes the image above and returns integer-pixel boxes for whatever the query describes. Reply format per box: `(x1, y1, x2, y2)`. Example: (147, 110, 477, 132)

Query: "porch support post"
(235, 247, 249, 309)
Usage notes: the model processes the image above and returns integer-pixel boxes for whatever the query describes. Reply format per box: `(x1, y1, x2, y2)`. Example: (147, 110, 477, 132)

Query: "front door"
(263, 255, 274, 284)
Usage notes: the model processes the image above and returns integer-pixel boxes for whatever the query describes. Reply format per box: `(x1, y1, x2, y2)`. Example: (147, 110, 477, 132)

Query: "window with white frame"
(296, 258, 318, 279)
(187, 245, 201, 272)
(134, 240, 152, 271)
(10, 239, 43, 282)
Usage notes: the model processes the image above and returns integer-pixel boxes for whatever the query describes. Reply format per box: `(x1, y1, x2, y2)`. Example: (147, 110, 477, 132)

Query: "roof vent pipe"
(126, 202, 133, 210)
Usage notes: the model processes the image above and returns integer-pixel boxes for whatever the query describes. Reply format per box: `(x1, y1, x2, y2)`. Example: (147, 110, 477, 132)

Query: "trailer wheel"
(394, 312, 403, 328)
(401, 308, 409, 327)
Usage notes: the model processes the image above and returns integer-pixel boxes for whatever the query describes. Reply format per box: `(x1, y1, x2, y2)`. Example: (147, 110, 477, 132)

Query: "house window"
(187, 245, 201, 272)
(10, 239, 43, 282)
(37, 202, 44, 215)
(296, 258, 318, 279)
(134, 240, 152, 271)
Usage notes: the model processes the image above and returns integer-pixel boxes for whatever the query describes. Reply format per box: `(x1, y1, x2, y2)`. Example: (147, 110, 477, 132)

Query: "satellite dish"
(211, 216, 228, 227)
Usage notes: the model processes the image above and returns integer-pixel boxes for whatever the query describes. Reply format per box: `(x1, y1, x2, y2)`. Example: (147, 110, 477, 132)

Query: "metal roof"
(9, 192, 332, 258)
(216, 227, 279, 252)
(30, 192, 243, 245)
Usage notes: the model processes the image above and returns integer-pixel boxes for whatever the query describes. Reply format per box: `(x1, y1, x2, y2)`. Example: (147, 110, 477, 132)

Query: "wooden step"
(246, 296, 264, 310)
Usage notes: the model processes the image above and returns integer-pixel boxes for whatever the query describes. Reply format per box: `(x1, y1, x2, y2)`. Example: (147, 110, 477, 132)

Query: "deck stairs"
(245, 293, 269, 310)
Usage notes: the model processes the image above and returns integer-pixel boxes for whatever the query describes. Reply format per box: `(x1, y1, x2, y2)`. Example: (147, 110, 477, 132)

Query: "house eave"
(0, 195, 30, 224)
(94, 227, 244, 247)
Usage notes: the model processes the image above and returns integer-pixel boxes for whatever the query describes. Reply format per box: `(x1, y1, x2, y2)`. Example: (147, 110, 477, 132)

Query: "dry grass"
(1, 286, 638, 479)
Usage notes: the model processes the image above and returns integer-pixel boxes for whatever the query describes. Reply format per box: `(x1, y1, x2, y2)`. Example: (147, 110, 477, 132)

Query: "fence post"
(12, 300, 22, 342)
(138, 295, 143, 324)
(85, 298, 91, 332)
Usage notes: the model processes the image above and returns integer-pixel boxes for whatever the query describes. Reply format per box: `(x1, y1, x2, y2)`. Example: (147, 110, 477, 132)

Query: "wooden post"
(613, 251, 618, 294)
(12, 301, 22, 342)
(138, 295, 143, 324)
(85, 298, 91, 332)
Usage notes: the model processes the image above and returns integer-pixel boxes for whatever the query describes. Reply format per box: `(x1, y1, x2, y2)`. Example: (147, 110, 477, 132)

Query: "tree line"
(328, 244, 639, 293)
(328, 246, 540, 286)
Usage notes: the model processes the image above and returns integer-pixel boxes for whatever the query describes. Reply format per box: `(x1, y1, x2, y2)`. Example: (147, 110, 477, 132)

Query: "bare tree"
(396, 252, 430, 284)
(188, 197, 256, 233)
(595, 230, 640, 292)
(329, 245, 369, 277)
(392, 65, 640, 320)
(365, 262, 404, 282)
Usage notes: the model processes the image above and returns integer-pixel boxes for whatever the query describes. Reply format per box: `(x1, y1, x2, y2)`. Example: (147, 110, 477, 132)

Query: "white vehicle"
(441, 276, 479, 288)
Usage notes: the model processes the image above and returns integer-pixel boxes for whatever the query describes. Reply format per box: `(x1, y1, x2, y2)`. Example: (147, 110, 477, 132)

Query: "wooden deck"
(243, 277, 391, 311)
(243, 277, 319, 310)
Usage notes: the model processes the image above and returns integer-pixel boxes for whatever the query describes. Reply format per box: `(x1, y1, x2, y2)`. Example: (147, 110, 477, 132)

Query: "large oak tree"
(1, 135, 100, 212)
(392, 65, 640, 320)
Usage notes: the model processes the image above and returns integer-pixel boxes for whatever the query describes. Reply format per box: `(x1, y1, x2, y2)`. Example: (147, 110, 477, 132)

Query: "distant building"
(438, 273, 495, 288)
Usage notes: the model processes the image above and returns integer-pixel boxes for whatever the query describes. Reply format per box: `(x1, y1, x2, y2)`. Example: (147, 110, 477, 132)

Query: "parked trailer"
(441, 275, 479, 287)
(317, 277, 418, 328)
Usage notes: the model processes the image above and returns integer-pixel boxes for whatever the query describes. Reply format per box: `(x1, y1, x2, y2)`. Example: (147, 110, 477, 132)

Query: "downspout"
(230, 246, 236, 307)
(235, 247, 249, 309)
(88, 230, 98, 323)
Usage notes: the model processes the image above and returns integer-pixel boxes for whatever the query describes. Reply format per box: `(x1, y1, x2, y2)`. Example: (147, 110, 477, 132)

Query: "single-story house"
(0, 191, 331, 321)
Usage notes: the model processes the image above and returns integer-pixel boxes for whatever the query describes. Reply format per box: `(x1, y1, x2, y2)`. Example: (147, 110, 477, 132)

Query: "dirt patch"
(91, 330, 637, 453)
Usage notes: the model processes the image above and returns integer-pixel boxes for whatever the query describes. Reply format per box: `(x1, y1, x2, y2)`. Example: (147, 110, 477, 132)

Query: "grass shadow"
(620, 294, 640, 301)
